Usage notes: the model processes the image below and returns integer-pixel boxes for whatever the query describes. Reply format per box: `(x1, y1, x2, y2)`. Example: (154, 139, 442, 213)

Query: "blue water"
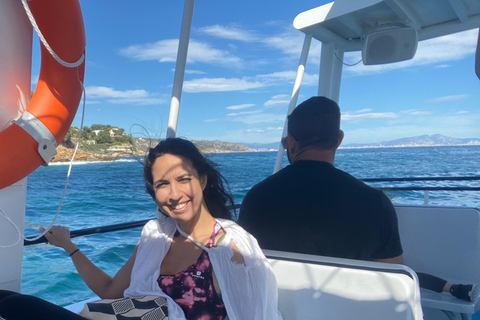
(18, 146, 480, 306)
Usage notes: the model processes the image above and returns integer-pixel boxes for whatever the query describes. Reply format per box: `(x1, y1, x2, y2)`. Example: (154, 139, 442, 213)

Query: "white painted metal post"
(318, 43, 335, 98)
(330, 47, 345, 104)
(0, 0, 31, 292)
(273, 34, 312, 173)
(166, 0, 195, 138)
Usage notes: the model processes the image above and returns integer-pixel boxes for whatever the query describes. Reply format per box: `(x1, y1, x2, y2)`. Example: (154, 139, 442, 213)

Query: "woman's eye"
(155, 182, 168, 189)
(179, 178, 192, 183)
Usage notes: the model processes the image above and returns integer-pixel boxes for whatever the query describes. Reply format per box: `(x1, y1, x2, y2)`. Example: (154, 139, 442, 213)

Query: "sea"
(15, 145, 480, 306)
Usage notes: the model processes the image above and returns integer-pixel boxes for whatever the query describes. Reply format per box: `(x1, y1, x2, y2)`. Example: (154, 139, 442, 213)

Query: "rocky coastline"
(51, 140, 250, 163)
(52, 146, 116, 162)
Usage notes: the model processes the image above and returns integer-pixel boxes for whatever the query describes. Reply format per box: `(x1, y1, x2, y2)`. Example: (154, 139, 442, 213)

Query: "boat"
(164, 0, 480, 318)
(1, 0, 479, 319)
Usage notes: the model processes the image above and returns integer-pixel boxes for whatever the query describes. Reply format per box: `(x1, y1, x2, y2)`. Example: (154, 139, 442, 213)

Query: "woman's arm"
(42, 225, 137, 299)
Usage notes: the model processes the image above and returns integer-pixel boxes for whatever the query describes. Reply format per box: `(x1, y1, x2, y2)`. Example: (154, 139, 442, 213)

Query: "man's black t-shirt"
(238, 160, 403, 261)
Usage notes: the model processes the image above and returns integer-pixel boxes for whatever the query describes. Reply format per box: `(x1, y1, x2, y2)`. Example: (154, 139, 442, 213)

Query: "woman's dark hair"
(144, 138, 234, 220)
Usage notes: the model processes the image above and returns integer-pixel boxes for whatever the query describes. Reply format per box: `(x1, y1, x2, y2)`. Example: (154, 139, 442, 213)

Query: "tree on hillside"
(96, 130, 113, 144)
(113, 128, 125, 135)
(82, 126, 92, 140)
(91, 124, 113, 131)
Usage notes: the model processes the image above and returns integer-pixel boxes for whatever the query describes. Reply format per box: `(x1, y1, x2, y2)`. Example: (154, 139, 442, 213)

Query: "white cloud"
(182, 70, 317, 93)
(409, 111, 432, 116)
(226, 103, 255, 110)
(353, 109, 373, 113)
(242, 127, 283, 134)
(227, 110, 262, 117)
(183, 78, 265, 93)
(86, 86, 150, 98)
(85, 86, 164, 105)
(426, 94, 469, 104)
(262, 28, 323, 67)
(107, 98, 164, 105)
(185, 70, 207, 75)
(256, 71, 319, 86)
(119, 39, 243, 68)
(264, 94, 290, 108)
(342, 111, 397, 121)
(197, 24, 259, 42)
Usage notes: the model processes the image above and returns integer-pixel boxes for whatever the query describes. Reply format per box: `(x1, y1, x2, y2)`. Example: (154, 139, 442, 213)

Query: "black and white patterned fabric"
(79, 295, 168, 320)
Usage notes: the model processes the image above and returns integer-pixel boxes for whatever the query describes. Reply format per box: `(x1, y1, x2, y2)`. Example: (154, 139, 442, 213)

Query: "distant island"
(243, 134, 480, 151)
(52, 127, 480, 162)
(341, 134, 480, 149)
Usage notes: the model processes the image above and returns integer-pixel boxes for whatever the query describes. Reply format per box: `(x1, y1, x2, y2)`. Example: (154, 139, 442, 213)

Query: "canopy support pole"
(166, 0, 195, 138)
(274, 34, 312, 173)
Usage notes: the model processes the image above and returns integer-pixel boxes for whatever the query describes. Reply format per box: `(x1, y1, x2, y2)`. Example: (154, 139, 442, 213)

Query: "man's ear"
(287, 134, 297, 153)
(200, 175, 208, 191)
(286, 134, 297, 164)
(336, 130, 344, 149)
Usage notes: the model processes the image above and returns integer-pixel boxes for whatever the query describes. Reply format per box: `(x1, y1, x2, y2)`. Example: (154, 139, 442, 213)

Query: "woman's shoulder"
(215, 219, 263, 251)
(215, 218, 247, 235)
(142, 216, 176, 236)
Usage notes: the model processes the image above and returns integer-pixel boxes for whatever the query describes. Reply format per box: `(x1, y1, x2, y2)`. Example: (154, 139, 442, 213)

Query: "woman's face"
(152, 153, 207, 226)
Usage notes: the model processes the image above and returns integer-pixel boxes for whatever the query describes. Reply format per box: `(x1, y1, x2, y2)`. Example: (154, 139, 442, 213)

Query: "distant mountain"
(342, 134, 480, 148)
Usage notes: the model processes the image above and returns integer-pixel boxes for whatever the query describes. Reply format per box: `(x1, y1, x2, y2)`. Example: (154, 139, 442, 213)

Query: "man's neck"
(292, 147, 336, 165)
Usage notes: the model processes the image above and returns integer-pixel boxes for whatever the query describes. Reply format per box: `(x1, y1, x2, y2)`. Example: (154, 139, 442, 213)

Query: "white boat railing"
(23, 175, 480, 246)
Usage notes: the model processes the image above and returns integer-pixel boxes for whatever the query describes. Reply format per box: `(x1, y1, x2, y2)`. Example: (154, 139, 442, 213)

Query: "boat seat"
(395, 205, 480, 316)
(265, 250, 423, 320)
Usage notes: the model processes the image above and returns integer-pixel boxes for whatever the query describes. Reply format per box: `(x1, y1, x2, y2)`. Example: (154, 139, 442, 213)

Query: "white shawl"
(124, 215, 281, 320)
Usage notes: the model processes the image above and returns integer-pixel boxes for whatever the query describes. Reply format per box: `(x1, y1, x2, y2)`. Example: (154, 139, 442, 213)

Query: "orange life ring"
(0, 0, 86, 190)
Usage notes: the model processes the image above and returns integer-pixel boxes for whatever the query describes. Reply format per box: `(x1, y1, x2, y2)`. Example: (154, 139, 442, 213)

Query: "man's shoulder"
(247, 165, 293, 190)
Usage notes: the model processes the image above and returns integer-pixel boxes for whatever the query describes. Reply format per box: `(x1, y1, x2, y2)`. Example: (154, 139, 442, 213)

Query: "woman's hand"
(40, 225, 77, 254)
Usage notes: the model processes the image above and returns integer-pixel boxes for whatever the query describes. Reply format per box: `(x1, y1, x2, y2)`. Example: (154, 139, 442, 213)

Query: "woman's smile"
(170, 201, 189, 212)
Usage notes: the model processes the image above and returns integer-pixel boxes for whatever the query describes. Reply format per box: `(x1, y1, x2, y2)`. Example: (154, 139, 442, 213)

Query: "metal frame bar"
(166, 0, 195, 138)
(273, 34, 312, 173)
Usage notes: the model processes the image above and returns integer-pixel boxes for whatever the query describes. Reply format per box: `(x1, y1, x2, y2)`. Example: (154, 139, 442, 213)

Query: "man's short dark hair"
(287, 96, 341, 149)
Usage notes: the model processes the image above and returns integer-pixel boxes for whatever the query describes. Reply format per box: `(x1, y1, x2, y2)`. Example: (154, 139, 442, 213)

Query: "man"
(238, 96, 476, 301)
(238, 96, 403, 264)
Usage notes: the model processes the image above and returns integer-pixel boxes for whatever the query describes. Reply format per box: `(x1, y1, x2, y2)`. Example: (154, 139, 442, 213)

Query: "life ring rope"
(21, 0, 85, 68)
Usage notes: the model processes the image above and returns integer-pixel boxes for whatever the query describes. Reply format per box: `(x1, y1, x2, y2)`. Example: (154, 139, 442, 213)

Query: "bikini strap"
(175, 221, 222, 251)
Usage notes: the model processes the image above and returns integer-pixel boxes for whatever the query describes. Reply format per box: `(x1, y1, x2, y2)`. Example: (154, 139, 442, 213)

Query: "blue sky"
(31, 1, 480, 145)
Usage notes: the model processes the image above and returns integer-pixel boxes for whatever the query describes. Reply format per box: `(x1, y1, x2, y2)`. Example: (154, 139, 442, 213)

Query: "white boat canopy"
(294, 0, 480, 52)
(273, 0, 480, 172)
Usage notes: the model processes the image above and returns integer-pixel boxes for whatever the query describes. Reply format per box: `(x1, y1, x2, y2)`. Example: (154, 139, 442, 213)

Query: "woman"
(0, 138, 280, 320)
